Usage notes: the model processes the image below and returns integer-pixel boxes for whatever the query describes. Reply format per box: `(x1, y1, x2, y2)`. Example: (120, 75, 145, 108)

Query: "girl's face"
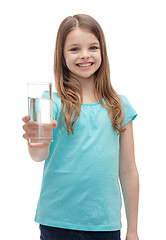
(64, 28, 101, 81)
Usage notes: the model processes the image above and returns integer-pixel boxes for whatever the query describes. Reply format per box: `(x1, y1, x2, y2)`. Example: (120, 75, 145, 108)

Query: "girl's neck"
(70, 74, 99, 103)
(71, 74, 94, 91)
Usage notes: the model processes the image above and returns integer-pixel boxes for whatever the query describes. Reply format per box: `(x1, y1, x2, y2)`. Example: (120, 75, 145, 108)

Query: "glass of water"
(27, 82, 53, 144)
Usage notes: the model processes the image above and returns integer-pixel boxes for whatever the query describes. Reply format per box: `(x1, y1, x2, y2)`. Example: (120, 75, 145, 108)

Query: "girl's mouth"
(76, 62, 94, 68)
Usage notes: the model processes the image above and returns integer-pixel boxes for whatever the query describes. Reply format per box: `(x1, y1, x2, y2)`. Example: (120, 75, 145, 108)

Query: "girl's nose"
(80, 50, 90, 59)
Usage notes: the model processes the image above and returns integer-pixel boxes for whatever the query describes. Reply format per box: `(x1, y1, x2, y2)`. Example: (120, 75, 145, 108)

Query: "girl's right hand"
(22, 115, 58, 148)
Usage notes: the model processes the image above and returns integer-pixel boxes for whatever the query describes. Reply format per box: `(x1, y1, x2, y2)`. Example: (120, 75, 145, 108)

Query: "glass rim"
(27, 82, 52, 85)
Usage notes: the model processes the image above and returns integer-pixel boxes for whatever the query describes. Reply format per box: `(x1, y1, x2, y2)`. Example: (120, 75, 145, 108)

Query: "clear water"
(28, 97, 53, 143)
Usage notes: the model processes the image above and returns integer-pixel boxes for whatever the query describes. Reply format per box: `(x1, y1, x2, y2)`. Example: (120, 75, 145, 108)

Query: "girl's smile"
(64, 28, 101, 81)
(76, 61, 94, 69)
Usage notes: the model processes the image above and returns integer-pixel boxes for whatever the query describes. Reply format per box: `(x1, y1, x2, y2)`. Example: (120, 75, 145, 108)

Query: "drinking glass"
(27, 82, 53, 144)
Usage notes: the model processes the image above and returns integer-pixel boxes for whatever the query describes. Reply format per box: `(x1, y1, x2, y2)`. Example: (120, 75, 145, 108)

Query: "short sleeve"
(119, 95, 137, 126)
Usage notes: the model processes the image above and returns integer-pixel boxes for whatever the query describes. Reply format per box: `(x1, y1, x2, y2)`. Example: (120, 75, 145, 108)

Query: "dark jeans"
(39, 224, 121, 240)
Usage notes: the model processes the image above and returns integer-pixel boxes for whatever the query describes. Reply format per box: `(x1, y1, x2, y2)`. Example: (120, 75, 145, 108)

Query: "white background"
(0, 0, 166, 239)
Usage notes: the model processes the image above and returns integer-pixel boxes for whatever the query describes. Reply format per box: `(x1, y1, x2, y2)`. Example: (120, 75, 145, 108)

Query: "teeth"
(77, 63, 92, 67)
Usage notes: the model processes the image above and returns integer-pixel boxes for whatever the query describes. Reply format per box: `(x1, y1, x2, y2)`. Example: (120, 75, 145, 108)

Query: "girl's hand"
(126, 232, 139, 240)
(22, 115, 58, 148)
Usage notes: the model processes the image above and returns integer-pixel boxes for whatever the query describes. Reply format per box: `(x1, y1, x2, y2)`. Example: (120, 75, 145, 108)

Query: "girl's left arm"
(119, 120, 139, 240)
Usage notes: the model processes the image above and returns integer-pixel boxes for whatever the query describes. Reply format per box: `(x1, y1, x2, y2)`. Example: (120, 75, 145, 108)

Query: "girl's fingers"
(23, 130, 36, 139)
(22, 116, 58, 132)
(23, 132, 51, 147)
(23, 133, 28, 140)
(22, 115, 30, 123)
(22, 121, 38, 132)
(23, 121, 57, 132)
(22, 117, 58, 144)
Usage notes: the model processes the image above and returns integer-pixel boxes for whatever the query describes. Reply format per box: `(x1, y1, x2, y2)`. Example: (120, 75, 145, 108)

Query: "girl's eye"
(71, 48, 79, 52)
(90, 46, 97, 50)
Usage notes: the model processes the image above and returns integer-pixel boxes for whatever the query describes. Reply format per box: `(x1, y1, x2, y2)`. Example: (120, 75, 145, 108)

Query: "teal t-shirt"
(35, 92, 137, 231)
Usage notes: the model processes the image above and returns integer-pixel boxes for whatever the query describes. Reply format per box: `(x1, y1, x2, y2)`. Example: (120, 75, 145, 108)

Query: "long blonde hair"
(54, 14, 125, 135)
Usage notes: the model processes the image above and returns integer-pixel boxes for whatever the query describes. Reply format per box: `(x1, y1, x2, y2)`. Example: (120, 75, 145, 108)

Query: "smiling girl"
(22, 14, 139, 240)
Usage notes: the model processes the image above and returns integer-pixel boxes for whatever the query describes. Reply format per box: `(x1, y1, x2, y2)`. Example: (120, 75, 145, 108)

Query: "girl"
(22, 14, 139, 240)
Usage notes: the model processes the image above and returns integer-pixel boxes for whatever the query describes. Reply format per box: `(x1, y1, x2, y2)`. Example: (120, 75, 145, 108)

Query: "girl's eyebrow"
(89, 42, 100, 45)
(66, 43, 80, 48)
(66, 42, 100, 48)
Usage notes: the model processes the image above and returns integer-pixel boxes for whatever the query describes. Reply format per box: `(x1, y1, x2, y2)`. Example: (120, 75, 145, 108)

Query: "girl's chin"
(71, 73, 94, 81)
(68, 69, 95, 80)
